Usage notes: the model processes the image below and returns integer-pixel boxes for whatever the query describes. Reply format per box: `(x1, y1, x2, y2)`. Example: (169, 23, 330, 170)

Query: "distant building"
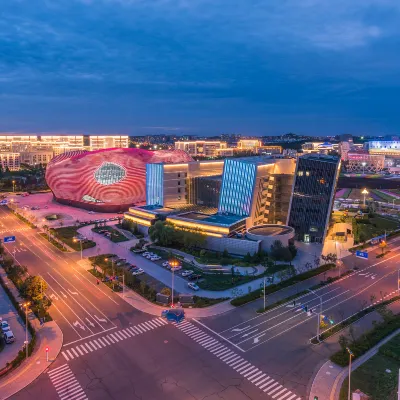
(174, 140, 227, 157)
(346, 152, 385, 173)
(89, 135, 129, 150)
(288, 154, 340, 243)
(237, 139, 262, 152)
(366, 141, 400, 156)
(0, 152, 20, 171)
(20, 150, 54, 166)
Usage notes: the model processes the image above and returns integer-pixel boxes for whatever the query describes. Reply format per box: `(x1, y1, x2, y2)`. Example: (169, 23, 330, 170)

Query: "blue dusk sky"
(0, 0, 399, 137)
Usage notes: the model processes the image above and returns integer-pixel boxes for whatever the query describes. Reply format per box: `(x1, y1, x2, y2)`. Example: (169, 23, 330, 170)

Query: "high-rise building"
(0, 152, 20, 171)
(288, 154, 340, 243)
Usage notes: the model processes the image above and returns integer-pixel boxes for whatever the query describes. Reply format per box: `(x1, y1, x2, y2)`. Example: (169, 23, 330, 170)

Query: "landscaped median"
(311, 296, 400, 345)
(8, 208, 36, 229)
(231, 263, 335, 307)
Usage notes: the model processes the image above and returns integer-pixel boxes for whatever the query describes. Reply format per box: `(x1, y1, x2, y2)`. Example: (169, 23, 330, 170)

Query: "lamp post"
(22, 302, 30, 359)
(73, 238, 83, 259)
(105, 257, 115, 290)
(335, 241, 342, 278)
(346, 347, 354, 400)
(361, 161, 366, 175)
(362, 188, 369, 207)
(308, 289, 323, 342)
(12, 180, 15, 193)
(170, 260, 177, 307)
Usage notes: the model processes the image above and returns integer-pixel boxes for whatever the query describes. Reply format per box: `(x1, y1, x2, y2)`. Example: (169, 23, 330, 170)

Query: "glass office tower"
(288, 154, 340, 243)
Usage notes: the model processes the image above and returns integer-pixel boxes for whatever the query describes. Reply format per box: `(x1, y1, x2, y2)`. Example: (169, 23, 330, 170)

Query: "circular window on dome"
(94, 162, 126, 185)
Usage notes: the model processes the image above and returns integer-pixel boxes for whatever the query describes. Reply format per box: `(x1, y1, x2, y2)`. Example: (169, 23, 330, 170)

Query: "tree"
(22, 276, 47, 304)
(222, 249, 229, 259)
(282, 247, 293, 265)
(160, 287, 171, 296)
(359, 231, 367, 245)
(313, 257, 320, 268)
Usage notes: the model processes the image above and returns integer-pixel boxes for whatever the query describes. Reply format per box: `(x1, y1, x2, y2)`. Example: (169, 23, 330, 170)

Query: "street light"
(335, 241, 342, 278)
(73, 238, 83, 259)
(169, 259, 179, 307)
(22, 301, 30, 359)
(346, 347, 354, 400)
(361, 161, 366, 175)
(362, 188, 369, 207)
(105, 257, 115, 290)
(308, 289, 323, 342)
(12, 180, 15, 193)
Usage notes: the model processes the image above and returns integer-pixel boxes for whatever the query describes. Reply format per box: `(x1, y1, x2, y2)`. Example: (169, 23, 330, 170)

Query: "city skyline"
(1, 1, 399, 136)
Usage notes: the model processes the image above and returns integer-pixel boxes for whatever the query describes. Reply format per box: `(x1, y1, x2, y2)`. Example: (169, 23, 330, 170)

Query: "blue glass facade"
(218, 159, 257, 216)
(146, 164, 164, 206)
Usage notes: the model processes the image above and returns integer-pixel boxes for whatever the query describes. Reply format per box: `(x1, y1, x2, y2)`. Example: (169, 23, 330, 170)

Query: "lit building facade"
(89, 135, 129, 150)
(367, 141, 400, 156)
(237, 139, 262, 151)
(46, 148, 193, 212)
(288, 154, 340, 243)
(345, 152, 385, 173)
(0, 153, 20, 171)
(174, 141, 227, 157)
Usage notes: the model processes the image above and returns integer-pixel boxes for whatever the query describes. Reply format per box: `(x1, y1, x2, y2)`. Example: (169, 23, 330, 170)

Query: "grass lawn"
(51, 226, 96, 251)
(354, 214, 399, 243)
(339, 334, 400, 400)
(92, 226, 129, 242)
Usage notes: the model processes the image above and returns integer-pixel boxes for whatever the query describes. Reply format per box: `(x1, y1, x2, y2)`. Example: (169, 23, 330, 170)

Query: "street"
(2, 204, 400, 400)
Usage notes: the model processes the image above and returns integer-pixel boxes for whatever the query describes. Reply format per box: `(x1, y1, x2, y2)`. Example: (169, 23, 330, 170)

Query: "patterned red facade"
(46, 148, 193, 212)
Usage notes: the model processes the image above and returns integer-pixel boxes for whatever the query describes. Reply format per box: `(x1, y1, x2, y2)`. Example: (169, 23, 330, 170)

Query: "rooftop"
(169, 212, 246, 227)
(247, 225, 294, 236)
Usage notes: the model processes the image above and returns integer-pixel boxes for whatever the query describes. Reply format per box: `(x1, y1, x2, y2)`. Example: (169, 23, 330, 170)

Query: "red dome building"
(46, 148, 193, 212)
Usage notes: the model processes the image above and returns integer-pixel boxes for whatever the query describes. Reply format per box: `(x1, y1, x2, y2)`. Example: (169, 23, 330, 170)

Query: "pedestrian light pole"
(362, 188, 369, 207)
(346, 347, 354, 400)
(308, 289, 323, 342)
(170, 260, 178, 308)
(22, 301, 30, 359)
(73, 238, 83, 259)
(12, 180, 15, 193)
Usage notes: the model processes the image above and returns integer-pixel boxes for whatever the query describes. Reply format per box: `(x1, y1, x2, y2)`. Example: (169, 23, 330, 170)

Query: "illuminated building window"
(94, 162, 126, 185)
(306, 171, 310, 176)
(298, 171, 303, 176)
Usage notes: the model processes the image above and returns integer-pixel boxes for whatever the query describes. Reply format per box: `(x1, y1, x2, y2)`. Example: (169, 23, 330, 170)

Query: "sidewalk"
(0, 320, 63, 400)
(309, 301, 400, 400)
(0, 268, 63, 400)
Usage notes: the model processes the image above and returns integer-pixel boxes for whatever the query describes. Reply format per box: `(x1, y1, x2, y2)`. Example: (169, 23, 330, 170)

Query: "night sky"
(1, 0, 399, 136)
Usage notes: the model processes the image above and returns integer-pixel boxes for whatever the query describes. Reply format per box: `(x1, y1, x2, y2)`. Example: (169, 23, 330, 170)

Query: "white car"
(1, 321, 11, 333)
(187, 282, 199, 291)
(150, 256, 161, 261)
(132, 268, 144, 275)
(142, 252, 150, 257)
(3, 330, 15, 344)
(181, 270, 194, 277)
(171, 265, 182, 271)
(162, 261, 170, 267)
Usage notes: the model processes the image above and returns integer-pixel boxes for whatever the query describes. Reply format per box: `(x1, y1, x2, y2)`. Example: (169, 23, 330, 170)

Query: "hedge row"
(330, 312, 400, 366)
(0, 272, 36, 374)
(231, 264, 335, 307)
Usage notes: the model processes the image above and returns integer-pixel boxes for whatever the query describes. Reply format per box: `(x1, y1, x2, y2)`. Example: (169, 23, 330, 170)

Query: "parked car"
(132, 268, 144, 275)
(161, 309, 185, 323)
(142, 252, 150, 257)
(1, 321, 11, 333)
(188, 282, 200, 291)
(171, 265, 182, 271)
(188, 274, 202, 281)
(162, 261, 170, 267)
(150, 256, 161, 261)
(3, 331, 15, 344)
(181, 270, 194, 277)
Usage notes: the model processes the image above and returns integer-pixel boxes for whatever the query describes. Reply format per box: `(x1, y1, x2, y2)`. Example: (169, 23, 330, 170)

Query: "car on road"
(88, 211, 96, 214)
(187, 282, 200, 291)
(132, 268, 144, 275)
(1, 321, 11, 333)
(3, 331, 15, 344)
(161, 309, 185, 323)
(181, 270, 194, 277)
(162, 261, 170, 267)
(188, 274, 202, 281)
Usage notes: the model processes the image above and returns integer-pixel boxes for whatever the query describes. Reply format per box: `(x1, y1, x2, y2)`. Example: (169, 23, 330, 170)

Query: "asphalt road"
(1, 207, 305, 400)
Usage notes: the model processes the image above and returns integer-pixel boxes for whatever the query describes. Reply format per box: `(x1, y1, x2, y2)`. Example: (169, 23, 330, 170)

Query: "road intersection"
(2, 204, 400, 400)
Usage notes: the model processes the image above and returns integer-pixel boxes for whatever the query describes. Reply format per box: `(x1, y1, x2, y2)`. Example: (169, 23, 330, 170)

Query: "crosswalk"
(175, 320, 302, 400)
(48, 364, 87, 400)
(61, 318, 168, 361)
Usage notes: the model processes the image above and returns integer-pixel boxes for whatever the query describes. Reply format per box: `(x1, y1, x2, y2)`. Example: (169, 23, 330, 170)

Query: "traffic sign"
(3, 236, 16, 244)
(356, 250, 368, 259)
